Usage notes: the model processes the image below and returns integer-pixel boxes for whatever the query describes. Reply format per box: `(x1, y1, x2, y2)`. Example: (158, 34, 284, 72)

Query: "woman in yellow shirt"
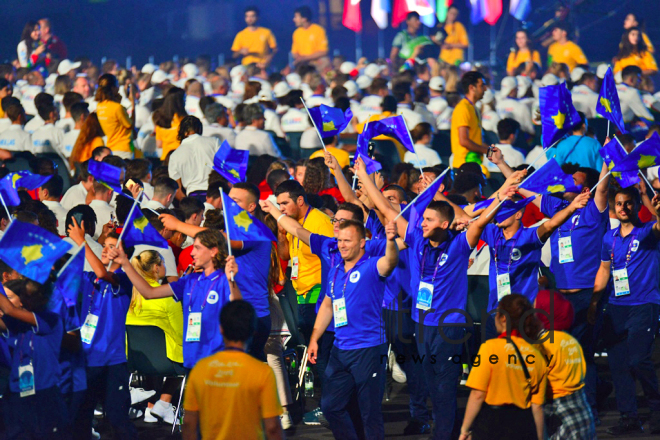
(154, 87, 187, 161)
(507, 30, 542, 76)
(69, 113, 105, 169)
(614, 27, 658, 76)
(623, 13, 654, 53)
(440, 6, 469, 66)
(460, 294, 547, 440)
(126, 250, 184, 423)
(95, 74, 135, 159)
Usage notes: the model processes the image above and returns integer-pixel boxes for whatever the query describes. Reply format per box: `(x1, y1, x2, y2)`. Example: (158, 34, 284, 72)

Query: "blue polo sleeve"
(601, 232, 612, 262)
(540, 194, 566, 218)
(169, 275, 192, 302)
(309, 233, 330, 257)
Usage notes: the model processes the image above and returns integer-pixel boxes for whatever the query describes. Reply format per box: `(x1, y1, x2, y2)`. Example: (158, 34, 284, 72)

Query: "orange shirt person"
(95, 73, 134, 159)
(440, 6, 469, 66)
(154, 87, 187, 160)
(507, 30, 542, 75)
(614, 27, 658, 76)
(231, 6, 277, 67)
(623, 13, 654, 53)
(69, 112, 105, 169)
(291, 6, 329, 68)
(547, 23, 588, 72)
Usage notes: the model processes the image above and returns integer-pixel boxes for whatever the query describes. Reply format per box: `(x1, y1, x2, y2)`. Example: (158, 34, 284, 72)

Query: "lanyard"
(610, 231, 637, 271)
(420, 241, 448, 284)
(87, 279, 110, 316)
(493, 232, 519, 276)
(330, 259, 365, 300)
(295, 207, 313, 251)
(558, 211, 581, 239)
(187, 273, 220, 312)
(465, 98, 481, 123)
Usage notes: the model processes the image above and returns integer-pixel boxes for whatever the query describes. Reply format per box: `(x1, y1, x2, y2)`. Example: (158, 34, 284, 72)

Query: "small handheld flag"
(612, 132, 660, 187)
(396, 167, 450, 226)
(539, 83, 581, 148)
(357, 115, 415, 154)
(88, 160, 123, 193)
(494, 197, 536, 223)
(599, 137, 639, 188)
(355, 120, 383, 175)
(55, 245, 85, 307)
(12, 171, 53, 190)
(520, 158, 582, 194)
(221, 191, 276, 243)
(308, 105, 353, 138)
(0, 220, 72, 283)
(0, 174, 21, 207)
(596, 67, 627, 135)
(121, 204, 169, 249)
(212, 140, 248, 185)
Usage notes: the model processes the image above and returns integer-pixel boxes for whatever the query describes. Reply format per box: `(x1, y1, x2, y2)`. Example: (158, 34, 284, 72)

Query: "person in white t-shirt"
(357, 78, 389, 122)
(483, 118, 526, 174)
(304, 72, 332, 107)
(393, 81, 423, 131)
(571, 71, 598, 119)
(203, 103, 237, 147)
(495, 76, 535, 135)
(280, 90, 311, 133)
(60, 160, 96, 211)
(60, 101, 89, 158)
(235, 104, 282, 157)
(88, 181, 116, 239)
(39, 175, 68, 235)
(403, 122, 442, 167)
(144, 177, 177, 211)
(480, 89, 500, 134)
(413, 84, 438, 129)
(168, 115, 219, 198)
(23, 90, 50, 133)
(31, 101, 65, 157)
(0, 103, 31, 153)
(55, 91, 83, 133)
(617, 65, 654, 122)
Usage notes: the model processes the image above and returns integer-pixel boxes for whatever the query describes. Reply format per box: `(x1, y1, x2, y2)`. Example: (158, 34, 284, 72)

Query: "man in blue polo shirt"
(588, 188, 660, 436)
(306, 219, 399, 440)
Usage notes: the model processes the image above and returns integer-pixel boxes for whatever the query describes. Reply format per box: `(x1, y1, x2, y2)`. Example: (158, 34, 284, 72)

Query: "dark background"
(1, 0, 658, 75)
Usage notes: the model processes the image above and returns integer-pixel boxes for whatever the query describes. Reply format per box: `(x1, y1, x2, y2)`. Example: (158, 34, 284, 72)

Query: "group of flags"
(0, 170, 52, 208)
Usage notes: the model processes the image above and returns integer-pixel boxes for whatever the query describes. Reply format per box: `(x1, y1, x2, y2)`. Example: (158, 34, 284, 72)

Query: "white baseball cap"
(596, 63, 609, 79)
(614, 71, 623, 84)
(500, 76, 518, 97)
(343, 80, 359, 98)
(570, 67, 586, 84)
(429, 76, 446, 92)
(541, 73, 559, 87)
(356, 75, 372, 90)
(151, 70, 171, 85)
(141, 63, 157, 74)
(482, 88, 495, 104)
(273, 81, 291, 98)
(230, 65, 247, 79)
(182, 63, 199, 78)
(57, 59, 81, 76)
(258, 89, 275, 102)
(340, 61, 357, 75)
(364, 63, 382, 79)
(516, 76, 532, 98)
(286, 73, 302, 89)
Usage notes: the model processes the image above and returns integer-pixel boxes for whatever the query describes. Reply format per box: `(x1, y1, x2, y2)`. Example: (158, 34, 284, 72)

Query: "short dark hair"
(336, 202, 364, 223)
(70, 101, 89, 122)
(267, 169, 291, 192)
(207, 180, 227, 200)
(381, 95, 398, 113)
(115, 189, 134, 225)
(220, 300, 257, 342)
(576, 167, 600, 191)
(177, 115, 203, 142)
(406, 11, 420, 20)
(92, 146, 111, 159)
(427, 200, 454, 224)
(62, 91, 83, 112)
(392, 82, 412, 103)
(621, 65, 642, 81)
(232, 182, 260, 204)
(245, 5, 259, 15)
(65, 204, 97, 237)
(615, 186, 641, 206)
(274, 179, 306, 204)
(179, 197, 205, 220)
(382, 184, 409, 204)
(37, 102, 56, 121)
(34, 92, 54, 110)
(453, 172, 482, 194)
(460, 71, 485, 95)
(1, 96, 20, 112)
(153, 176, 179, 197)
(126, 159, 152, 181)
(497, 118, 521, 141)
(102, 155, 126, 170)
(337, 218, 366, 239)
(553, 22, 570, 34)
(203, 209, 225, 230)
(6, 104, 25, 122)
(41, 174, 63, 198)
(294, 6, 313, 21)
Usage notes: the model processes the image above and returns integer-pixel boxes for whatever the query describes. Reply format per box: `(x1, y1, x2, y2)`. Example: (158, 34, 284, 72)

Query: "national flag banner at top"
(88, 160, 123, 193)
(0, 220, 72, 283)
(220, 191, 276, 243)
(539, 83, 581, 148)
(596, 67, 627, 134)
(509, 0, 530, 21)
(470, 0, 502, 25)
(12, 171, 52, 190)
(213, 140, 248, 185)
(520, 158, 582, 194)
(612, 132, 660, 179)
(342, 0, 362, 32)
(121, 203, 169, 249)
(599, 137, 639, 188)
(357, 115, 414, 153)
(308, 105, 353, 137)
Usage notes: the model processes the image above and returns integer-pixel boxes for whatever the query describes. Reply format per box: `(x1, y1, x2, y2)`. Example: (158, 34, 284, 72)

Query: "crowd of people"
(0, 4, 658, 440)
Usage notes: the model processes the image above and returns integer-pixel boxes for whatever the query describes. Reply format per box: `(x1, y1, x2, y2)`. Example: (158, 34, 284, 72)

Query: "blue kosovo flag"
(356, 115, 415, 153)
(221, 191, 276, 242)
(121, 202, 168, 249)
(539, 83, 581, 148)
(399, 171, 446, 228)
(599, 137, 639, 187)
(12, 171, 52, 190)
(88, 160, 123, 193)
(495, 197, 537, 223)
(0, 220, 72, 283)
(308, 105, 353, 137)
(355, 130, 382, 175)
(612, 132, 660, 185)
(520, 158, 582, 194)
(213, 140, 248, 185)
(55, 245, 85, 307)
(0, 174, 21, 206)
(596, 67, 627, 134)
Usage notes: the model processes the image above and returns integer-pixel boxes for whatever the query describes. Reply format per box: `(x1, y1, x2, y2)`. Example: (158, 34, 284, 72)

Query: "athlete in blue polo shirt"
(69, 221, 138, 440)
(588, 188, 660, 436)
(110, 228, 241, 370)
(307, 218, 399, 440)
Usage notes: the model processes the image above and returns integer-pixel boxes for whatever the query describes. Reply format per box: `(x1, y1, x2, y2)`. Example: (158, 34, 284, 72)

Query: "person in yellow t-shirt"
(507, 30, 542, 75)
(623, 13, 654, 53)
(126, 250, 184, 422)
(183, 300, 283, 440)
(231, 6, 277, 67)
(614, 27, 658, 76)
(547, 23, 588, 72)
(533, 290, 596, 439)
(460, 294, 547, 440)
(309, 135, 350, 170)
(450, 72, 490, 176)
(291, 6, 329, 68)
(440, 6, 469, 66)
(273, 179, 332, 344)
(154, 87, 187, 160)
(95, 73, 135, 159)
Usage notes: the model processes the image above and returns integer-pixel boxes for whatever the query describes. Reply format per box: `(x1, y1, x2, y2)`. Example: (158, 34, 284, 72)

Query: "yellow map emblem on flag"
(11, 174, 21, 188)
(547, 185, 566, 193)
(229, 169, 240, 179)
(134, 216, 149, 233)
(233, 211, 252, 232)
(552, 111, 566, 129)
(599, 97, 612, 113)
(21, 244, 43, 264)
(322, 121, 336, 131)
(638, 155, 656, 169)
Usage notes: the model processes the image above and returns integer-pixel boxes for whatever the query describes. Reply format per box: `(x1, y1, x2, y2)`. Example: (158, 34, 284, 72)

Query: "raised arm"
(376, 221, 399, 277)
(537, 192, 589, 242)
(0, 292, 37, 326)
(160, 214, 205, 238)
(466, 186, 518, 248)
(260, 200, 311, 247)
(594, 161, 609, 212)
(325, 151, 361, 206)
(651, 193, 660, 239)
(67, 219, 117, 285)
(107, 242, 175, 299)
(489, 145, 515, 178)
(464, 170, 530, 215)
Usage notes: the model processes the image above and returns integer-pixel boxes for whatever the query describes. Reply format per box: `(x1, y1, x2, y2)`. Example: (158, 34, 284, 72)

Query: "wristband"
(277, 213, 286, 223)
(496, 192, 501, 202)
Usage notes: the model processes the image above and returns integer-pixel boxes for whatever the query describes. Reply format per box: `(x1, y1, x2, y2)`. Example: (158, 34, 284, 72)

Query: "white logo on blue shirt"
(631, 240, 640, 252)
(207, 290, 219, 304)
(511, 248, 522, 261)
(439, 253, 448, 266)
(349, 271, 361, 283)
(571, 215, 579, 227)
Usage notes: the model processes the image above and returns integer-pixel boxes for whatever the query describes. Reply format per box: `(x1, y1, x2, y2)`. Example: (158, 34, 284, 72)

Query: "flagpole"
(394, 167, 450, 221)
(401, 116, 425, 176)
(58, 244, 85, 278)
(300, 97, 327, 152)
(354, 116, 372, 190)
(0, 193, 12, 223)
(590, 171, 611, 193)
(108, 196, 140, 270)
(526, 138, 562, 171)
(607, 120, 611, 139)
(220, 190, 234, 282)
(638, 170, 658, 195)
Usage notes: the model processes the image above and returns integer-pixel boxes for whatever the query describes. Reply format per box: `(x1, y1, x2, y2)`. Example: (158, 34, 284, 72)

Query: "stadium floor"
(115, 342, 660, 439)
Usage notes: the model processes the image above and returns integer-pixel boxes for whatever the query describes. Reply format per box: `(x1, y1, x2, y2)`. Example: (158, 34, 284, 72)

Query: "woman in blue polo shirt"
(108, 228, 241, 370)
(68, 221, 138, 440)
(0, 278, 66, 439)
